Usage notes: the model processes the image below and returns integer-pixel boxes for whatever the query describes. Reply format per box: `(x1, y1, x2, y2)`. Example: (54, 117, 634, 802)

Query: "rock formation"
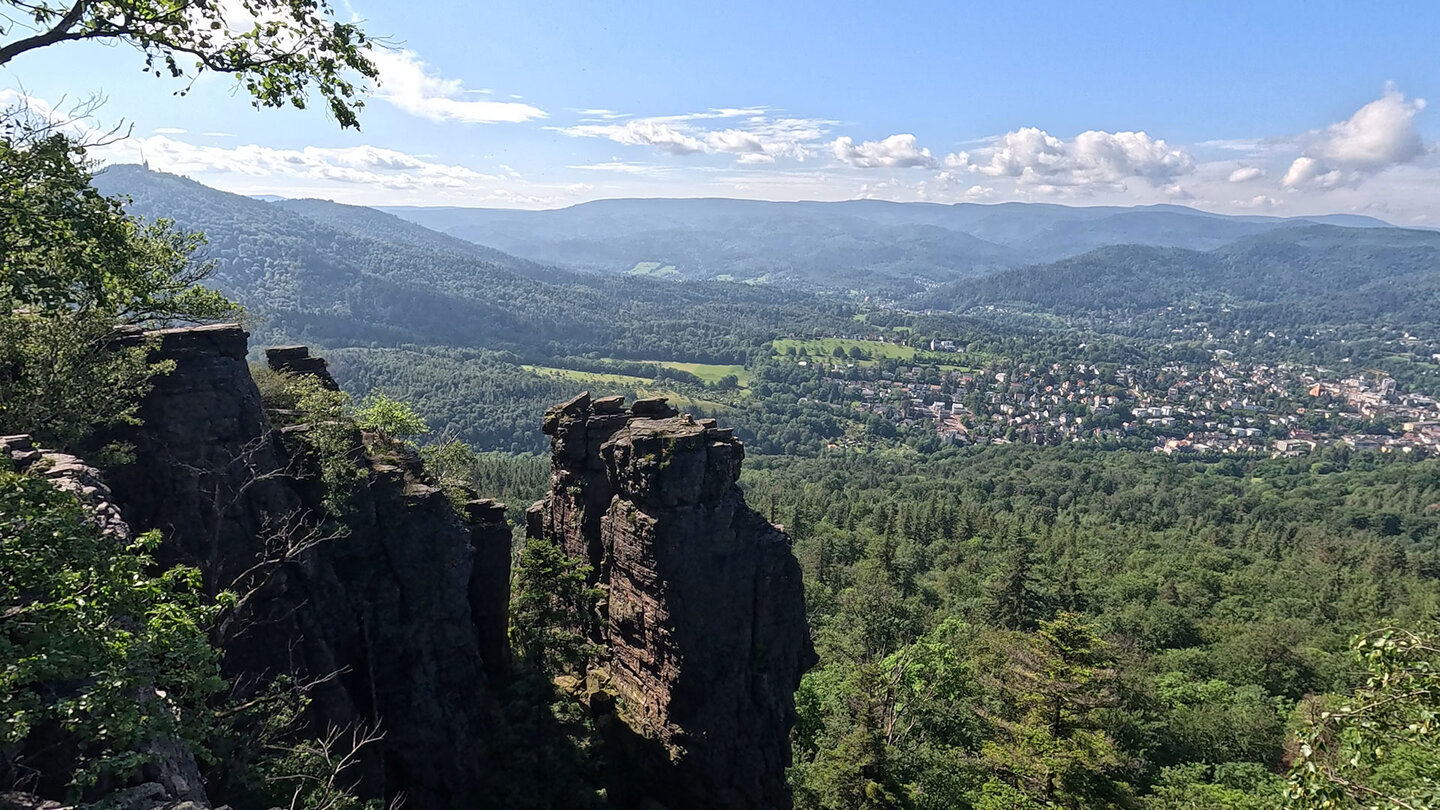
(4, 323, 814, 809)
(95, 325, 511, 810)
(526, 393, 817, 810)
(263, 344, 340, 390)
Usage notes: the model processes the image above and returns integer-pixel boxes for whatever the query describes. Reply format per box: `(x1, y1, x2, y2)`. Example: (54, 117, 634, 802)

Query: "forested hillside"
(928, 224, 1440, 331)
(94, 165, 857, 361)
(381, 198, 1391, 292)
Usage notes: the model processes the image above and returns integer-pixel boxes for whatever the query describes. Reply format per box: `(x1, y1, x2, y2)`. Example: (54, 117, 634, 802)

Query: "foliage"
(256, 370, 366, 516)
(0, 131, 236, 454)
(0, 132, 235, 324)
(486, 537, 608, 809)
(0, 0, 377, 128)
(0, 466, 226, 796)
(1287, 627, 1440, 810)
(354, 392, 429, 442)
(510, 537, 602, 678)
(760, 444, 1440, 808)
(0, 311, 165, 457)
(979, 613, 1130, 809)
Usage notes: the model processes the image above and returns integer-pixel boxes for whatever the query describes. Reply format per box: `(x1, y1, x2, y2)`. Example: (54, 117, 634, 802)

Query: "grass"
(772, 338, 917, 362)
(636, 388, 732, 413)
(653, 361, 753, 388)
(521, 365, 654, 387)
(628, 261, 680, 278)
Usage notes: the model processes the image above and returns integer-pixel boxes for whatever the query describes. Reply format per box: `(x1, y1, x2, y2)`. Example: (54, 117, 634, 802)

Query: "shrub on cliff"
(0, 465, 225, 797)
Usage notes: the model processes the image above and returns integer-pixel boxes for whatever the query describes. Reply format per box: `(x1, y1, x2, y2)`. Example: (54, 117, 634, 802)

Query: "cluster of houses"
(782, 351, 1440, 456)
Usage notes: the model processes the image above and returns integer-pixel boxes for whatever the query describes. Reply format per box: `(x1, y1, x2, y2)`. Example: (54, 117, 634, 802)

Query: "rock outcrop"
(526, 393, 816, 810)
(96, 325, 511, 810)
(263, 344, 340, 390)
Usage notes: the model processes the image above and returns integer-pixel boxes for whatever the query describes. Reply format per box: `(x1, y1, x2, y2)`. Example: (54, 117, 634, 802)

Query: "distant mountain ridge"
(92, 164, 1433, 344)
(89, 165, 853, 361)
(380, 197, 1393, 291)
(925, 222, 1440, 330)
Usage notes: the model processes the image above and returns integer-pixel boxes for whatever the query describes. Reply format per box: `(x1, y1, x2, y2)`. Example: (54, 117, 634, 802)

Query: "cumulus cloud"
(1281, 156, 1347, 189)
(830, 134, 937, 169)
(370, 49, 546, 124)
(553, 108, 833, 163)
(1317, 87, 1427, 168)
(945, 127, 1194, 190)
(1233, 195, 1280, 210)
(1283, 86, 1427, 189)
(1228, 166, 1264, 183)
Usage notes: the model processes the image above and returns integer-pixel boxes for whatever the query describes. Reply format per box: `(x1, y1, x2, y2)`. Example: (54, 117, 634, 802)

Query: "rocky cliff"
(4, 324, 813, 809)
(97, 325, 512, 810)
(527, 393, 817, 810)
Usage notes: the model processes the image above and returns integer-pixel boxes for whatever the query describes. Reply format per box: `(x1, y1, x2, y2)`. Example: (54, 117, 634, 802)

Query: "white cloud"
(946, 127, 1194, 190)
(1283, 86, 1427, 189)
(560, 119, 707, 154)
(830, 134, 937, 169)
(568, 161, 671, 174)
(1281, 156, 1348, 189)
(1228, 166, 1264, 183)
(97, 136, 503, 191)
(1317, 86, 1426, 168)
(553, 108, 833, 163)
(1233, 195, 1280, 210)
(153, 127, 188, 135)
(0, 90, 92, 138)
(370, 49, 546, 124)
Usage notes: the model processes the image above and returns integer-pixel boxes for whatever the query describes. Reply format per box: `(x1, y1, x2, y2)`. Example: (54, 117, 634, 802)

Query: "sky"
(5, 0, 1440, 222)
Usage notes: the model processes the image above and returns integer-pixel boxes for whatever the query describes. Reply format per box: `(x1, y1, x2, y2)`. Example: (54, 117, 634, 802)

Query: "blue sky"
(6, 0, 1440, 221)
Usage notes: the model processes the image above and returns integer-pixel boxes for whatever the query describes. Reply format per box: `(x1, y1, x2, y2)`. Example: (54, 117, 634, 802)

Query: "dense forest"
(740, 444, 1440, 808)
(94, 165, 859, 363)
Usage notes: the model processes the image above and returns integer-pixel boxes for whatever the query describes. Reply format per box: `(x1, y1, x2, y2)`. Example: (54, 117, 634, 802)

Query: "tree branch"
(0, 0, 89, 66)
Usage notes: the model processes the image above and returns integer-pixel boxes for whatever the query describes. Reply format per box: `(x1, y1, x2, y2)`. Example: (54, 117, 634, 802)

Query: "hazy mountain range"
(380, 198, 1392, 291)
(93, 165, 1439, 350)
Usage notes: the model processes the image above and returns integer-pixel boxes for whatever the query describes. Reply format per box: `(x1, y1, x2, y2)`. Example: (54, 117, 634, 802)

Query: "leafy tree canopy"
(0, 131, 235, 323)
(0, 0, 378, 128)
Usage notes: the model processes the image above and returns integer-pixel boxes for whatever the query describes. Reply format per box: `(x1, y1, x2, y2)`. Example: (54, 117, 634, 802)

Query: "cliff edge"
(99, 325, 511, 810)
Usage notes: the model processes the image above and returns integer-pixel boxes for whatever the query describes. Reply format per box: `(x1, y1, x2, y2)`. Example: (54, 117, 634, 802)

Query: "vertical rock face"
(98, 325, 510, 810)
(527, 393, 817, 810)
